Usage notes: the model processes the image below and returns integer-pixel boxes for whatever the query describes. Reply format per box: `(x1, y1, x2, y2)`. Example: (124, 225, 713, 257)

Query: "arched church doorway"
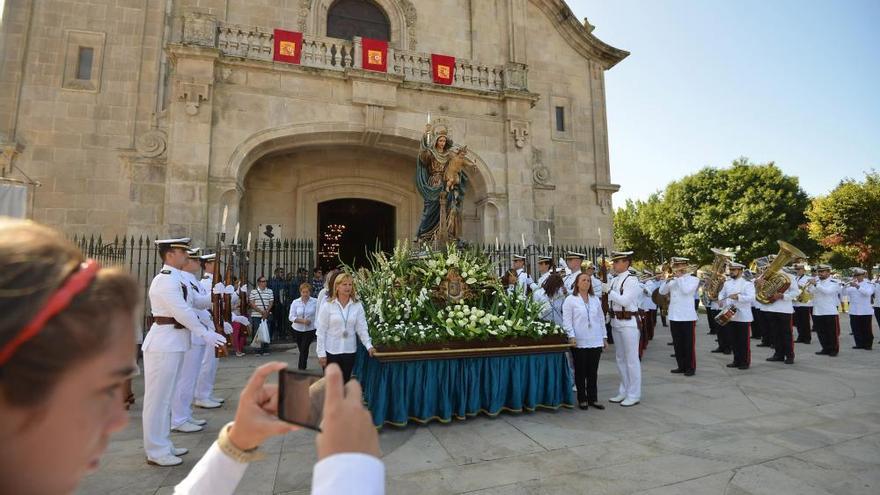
(317, 198, 394, 270)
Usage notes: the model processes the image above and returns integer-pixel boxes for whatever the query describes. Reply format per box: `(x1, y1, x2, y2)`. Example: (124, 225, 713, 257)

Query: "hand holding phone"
(278, 368, 325, 431)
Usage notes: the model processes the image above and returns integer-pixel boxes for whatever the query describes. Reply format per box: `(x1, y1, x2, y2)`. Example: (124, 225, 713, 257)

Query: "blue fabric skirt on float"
(353, 344, 574, 428)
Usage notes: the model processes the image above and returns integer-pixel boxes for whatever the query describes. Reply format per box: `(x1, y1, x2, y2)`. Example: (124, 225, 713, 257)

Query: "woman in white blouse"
(314, 269, 338, 335)
(534, 272, 566, 327)
(316, 272, 375, 382)
(289, 283, 318, 370)
(562, 272, 607, 410)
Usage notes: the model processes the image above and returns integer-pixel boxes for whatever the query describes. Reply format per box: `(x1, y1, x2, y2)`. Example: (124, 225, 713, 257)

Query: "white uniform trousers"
(612, 325, 642, 401)
(143, 350, 185, 459)
(171, 343, 206, 428)
(194, 350, 219, 401)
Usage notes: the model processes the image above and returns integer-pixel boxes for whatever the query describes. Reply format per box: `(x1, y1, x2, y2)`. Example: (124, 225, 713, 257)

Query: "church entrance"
(317, 198, 395, 270)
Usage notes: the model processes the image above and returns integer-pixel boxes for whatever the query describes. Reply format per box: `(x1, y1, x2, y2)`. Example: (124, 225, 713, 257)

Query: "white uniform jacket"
(174, 443, 384, 495)
(316, 299, 373, 357)
(845, 280, 875, 316)
(143, 265, 209, 353)
(515, 268, 533, 294)
(607, 273, 640, 328)
(530, 271, 551, 292)
(718, 277, 755, 323)
(792, 275, 814, 308)
(658, 274, 699, 321)
(808, 279, 842, 316)
(761, 273, 800, 314)
(639, 279, 659, 311)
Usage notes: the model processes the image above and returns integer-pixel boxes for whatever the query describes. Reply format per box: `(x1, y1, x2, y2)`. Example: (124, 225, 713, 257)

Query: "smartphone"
(278, 368, 325, 431)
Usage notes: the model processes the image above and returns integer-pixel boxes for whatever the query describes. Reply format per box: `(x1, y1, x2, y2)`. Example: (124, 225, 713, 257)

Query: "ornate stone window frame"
(303, 0, 417, 51)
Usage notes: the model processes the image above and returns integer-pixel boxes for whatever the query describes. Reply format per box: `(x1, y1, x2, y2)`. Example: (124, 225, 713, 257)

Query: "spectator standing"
(250, 277, 274, 356)
(268, 267, 287, 340)
(289, 283, 318, 370)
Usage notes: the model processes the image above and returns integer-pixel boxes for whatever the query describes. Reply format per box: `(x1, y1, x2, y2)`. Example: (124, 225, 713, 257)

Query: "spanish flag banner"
(361, 37, 388, 72)
(273, 29, 303, 64)
(431, 54, 456, 85)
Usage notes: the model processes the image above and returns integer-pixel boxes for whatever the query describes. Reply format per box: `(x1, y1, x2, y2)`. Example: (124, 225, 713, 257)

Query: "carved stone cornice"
(592, 182, 620, 214)
(529, 0, 629, 69)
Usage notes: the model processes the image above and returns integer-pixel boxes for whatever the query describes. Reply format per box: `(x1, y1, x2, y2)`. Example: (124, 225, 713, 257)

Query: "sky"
(568, 0, 880, 204)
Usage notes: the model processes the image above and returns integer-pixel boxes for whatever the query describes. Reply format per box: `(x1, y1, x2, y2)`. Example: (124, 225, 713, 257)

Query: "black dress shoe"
(670, 368, 685, 373)
(815, 350, 828, 355)
(723, 350, 732, 355)
(710, 348, 724, 353)
(766, 356, 784, 362)
(757, 343, 771, 348)
(667, 342, 674, 346)
(852, 346, 864, 349)
(738, 365, 750, 370)
(578, 402, 589, 410)
(828, 352, 838, 357)
(670, 354, 677, 357)
(684, 369, 695, 376)
(726, 363, 739, 368)
(784, 358, 794, 364)
(588, 402, 605, 410)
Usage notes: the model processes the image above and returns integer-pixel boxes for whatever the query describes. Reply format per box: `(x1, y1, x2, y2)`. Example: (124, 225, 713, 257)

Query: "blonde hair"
(0, 219, 140, 407)
(329, 272, 358, 302)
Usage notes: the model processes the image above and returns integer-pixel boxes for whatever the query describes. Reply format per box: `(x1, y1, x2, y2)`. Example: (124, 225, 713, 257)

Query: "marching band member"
(792, 263, 814, 344)
(717, 262, 755, 369)
(512, 254, 533, 294)
(604, 251, 642, 407)
(708, 278, 730, 354)
(809, 265, 842, 356)
(143, 238, 226, 466)
(563, 273, 607, 410)
(762, 264, 800, 364)
(659, 257, 700, 376)
(316, 273, 376, 382)
(639, 271, 659, 341)
(170, 249, 216, 434)
(873, 266, 880, 334)
(194, 255, 227, 408)
(846, 268, 874, 350)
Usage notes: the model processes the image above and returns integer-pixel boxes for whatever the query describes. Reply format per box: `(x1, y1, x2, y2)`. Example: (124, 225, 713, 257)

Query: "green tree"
(613, 158, 817, 265)
(807, 171, 880, 271)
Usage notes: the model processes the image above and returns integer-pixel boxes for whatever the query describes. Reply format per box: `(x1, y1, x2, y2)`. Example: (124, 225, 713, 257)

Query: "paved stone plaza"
(78, 316, 880, 495)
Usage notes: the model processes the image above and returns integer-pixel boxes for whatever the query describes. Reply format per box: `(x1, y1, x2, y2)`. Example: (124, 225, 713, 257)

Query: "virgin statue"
(415, 123, 471, 243)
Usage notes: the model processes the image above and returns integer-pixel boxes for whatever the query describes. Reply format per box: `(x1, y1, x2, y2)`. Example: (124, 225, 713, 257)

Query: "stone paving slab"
(77, 317, 880, 494)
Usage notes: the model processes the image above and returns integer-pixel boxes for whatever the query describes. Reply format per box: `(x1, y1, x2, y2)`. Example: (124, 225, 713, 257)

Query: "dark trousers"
(706, 308, 719, 335)
(606, 322, 613, 344)
(751, 308, 764, 339)
(571, 347, 602, 404)
(713, 310, 733, 352)
(670, 320, 696, 371)
(793, 306, 812, 343)
(326, 352, 357, 382)
(759, 309, 775, 346)
(850, 314, 874, 349)
(766, 311, 794, 359)
(813, 314, 840, 354)
(293, 330, 316, 370)
(875, 307, 880, 330)
(646, 309, 657, 340)
(730, 321, 751, 366)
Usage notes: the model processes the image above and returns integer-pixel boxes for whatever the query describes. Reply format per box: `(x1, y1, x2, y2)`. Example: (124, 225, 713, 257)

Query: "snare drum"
(714, 304, 738, 326)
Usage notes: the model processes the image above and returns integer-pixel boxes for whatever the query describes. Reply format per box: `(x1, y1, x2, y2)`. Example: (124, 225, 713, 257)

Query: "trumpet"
(795, 277, 816, 304)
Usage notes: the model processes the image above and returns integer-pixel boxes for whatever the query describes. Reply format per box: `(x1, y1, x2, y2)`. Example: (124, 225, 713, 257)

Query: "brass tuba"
(705, 248, 735, 300)
(754, 240, 807, 304)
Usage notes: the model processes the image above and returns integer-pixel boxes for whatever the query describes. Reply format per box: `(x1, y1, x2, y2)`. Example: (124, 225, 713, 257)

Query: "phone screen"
(277, 369, 324, 431)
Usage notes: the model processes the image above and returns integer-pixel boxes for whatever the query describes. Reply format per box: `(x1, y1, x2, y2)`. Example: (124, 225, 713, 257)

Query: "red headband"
(0, 259, 100, 366)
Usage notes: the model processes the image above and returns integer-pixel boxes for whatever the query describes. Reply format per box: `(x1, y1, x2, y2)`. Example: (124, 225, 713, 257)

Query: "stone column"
(163, 14, 219, 246)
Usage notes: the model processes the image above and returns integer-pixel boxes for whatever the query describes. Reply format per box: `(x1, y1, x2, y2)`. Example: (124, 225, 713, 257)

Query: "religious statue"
(416, 122, 474, 244)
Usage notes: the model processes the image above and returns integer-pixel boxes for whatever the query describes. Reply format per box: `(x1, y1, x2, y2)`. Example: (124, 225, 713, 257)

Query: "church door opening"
(317, 198, 395, 270)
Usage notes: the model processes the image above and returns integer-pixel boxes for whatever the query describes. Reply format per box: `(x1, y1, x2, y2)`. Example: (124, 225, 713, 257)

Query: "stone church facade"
(0, 0, 627, 249)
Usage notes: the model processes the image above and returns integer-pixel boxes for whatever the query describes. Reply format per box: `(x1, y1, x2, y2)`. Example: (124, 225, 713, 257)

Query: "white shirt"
(533, 288, 565, 327)
(607, 273, 640, 328)
(316, 299, 373, 357)
(315, 288, 330, 331)
(658, 274, 699, 321)
(792, 274, 814, 307)
(143, 264, 208, 353)
(182, 270, 214, 346)
(515, 268, 532, 293)
(562, 295, 606, 348)
(808, 278, 842, 316)
(639, 279, 659, 310)
(845, 280, 874, 315)
(761, 273, 800, 314)
(530, 270, 551, 292)
(289, 296, 318, 332)
(249, 288, 273, 317)
(174, 443, 384, 495)
(718, 277, 756, 323)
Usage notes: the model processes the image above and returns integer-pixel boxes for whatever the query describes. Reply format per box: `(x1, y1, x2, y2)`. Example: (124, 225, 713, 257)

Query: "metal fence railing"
(471, 243, 606, 278)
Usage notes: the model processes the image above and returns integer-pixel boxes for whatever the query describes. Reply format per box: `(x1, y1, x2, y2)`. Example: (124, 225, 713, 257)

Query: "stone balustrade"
(187, 16, 526, 92)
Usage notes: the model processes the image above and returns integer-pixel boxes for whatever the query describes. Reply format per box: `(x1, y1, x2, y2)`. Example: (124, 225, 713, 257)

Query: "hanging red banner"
(361, 37, 388, 72)
(431, 54, 456, 85)
(273, 29, 303, 64)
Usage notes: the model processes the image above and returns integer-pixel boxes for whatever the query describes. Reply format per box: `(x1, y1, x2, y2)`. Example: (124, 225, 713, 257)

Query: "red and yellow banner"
(273, 29, 303, 64)
(361, 37, 388, 72)
(431, 54, 456, 85)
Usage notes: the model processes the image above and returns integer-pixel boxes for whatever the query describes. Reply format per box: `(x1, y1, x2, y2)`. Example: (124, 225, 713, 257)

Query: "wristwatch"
(217, 422, 266, 463)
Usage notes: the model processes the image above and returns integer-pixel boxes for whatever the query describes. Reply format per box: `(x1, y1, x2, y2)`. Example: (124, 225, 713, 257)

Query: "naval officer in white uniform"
(603, 251, 642, 407)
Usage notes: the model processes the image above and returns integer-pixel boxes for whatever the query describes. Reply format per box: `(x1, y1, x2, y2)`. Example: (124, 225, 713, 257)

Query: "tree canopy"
(807, 171, 880, 270)
(613, 158, 817, 266)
